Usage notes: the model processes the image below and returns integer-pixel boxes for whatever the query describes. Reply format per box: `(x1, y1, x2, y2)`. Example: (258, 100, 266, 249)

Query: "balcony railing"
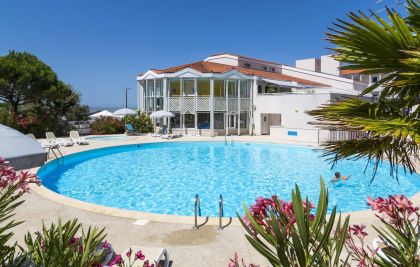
(167, 97, 251, 112)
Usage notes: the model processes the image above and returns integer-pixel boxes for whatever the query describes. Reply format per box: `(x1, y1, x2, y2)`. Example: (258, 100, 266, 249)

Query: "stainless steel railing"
(194, 194, 201, 229)
(218, 194, 223, 230)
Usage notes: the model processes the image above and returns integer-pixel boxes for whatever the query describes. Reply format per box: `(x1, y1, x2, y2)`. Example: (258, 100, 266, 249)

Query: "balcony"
(167, 97, 251, 112)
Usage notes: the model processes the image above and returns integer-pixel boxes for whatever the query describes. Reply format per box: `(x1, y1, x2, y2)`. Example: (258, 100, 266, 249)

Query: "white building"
(137, 53, 369, 142)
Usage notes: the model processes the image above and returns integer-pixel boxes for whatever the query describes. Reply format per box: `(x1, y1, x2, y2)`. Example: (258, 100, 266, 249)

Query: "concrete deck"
(11, 135, 420, 266)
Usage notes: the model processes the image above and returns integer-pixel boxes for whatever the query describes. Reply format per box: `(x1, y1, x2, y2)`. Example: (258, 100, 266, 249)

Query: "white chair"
(69, 130, 89, 145)
(27, 133, 63, 158)
(46, 132, 73, 147)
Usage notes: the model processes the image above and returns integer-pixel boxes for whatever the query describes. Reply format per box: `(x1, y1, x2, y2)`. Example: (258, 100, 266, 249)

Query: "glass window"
(258, 85, 262, 94)
(170, 113, 181, 128)
(240, 81, 250, 98)
(183, 80, 194, 96)
(184, 113, 195, 128)
(147, 80, 154, 97)
(214, 80, 225, 97)
(240, 112, 248, 129)
(227, 114, 236, 128)
(197, 113, 210, 129)
(169, 80, 180, 96)
(228, 81, 237, 97)
(214, 113, 224, 129)
(147, 98, 154, 112)
(371, 76, 378, 83)
(197, 80, 210, 96)
(155, 79, 163, 97)
(156, 97, 163, 111)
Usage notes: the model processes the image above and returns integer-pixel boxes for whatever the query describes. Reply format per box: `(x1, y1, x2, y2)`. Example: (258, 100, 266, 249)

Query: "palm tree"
(308, 0, 420, 180)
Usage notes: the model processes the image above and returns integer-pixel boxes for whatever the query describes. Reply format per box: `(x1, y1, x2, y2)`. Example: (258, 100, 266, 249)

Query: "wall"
(253, 93, 332, 135)
(320, 55, 342, 76)
(269, 126, 329, 144)
(281, 65, 367, 91)
(204, 56, 239, 66)
(295, 58, 321, 72)
(238, 59, 281, 73)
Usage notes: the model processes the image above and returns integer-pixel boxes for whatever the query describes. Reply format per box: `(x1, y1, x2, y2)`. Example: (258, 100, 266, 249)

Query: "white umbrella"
(149, 110, 175, 118)
(89, 110, 114, 119)
(113, 108, 137, 116)
(0, 124, 47, 170)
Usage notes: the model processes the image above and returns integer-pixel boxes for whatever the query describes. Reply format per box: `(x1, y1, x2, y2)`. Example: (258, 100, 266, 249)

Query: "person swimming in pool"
(332, 172, 351, 182)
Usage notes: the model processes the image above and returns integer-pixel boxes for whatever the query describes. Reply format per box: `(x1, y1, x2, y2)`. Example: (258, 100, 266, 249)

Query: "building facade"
(137, 53, 370, 137)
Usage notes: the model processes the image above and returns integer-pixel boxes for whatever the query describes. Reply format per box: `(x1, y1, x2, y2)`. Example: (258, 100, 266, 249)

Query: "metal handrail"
(224, 134, 227, 145)
(230, 134, 233, 145)
(218, 194, 223, 230)
(194, 194, 201, 229)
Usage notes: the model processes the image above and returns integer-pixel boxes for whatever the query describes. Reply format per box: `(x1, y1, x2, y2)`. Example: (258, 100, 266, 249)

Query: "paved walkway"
(11, 135, 420, 266)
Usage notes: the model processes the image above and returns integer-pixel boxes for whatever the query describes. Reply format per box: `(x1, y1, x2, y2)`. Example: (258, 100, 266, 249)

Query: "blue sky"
(0, 0, 402, 108)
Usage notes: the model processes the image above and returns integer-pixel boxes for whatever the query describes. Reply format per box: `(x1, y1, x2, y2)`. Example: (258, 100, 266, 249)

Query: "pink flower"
(390, 195, 411, 210)
(143, 260, 154, 267)
(135, 250, 145, 260)
(109, 254, 122, 266)
(69, 236, 80, 246)
(349, 224, 368, 238)
(228, 252, 239, 267)
(126, 248, 132, 258)
(102, 241, 110, 249)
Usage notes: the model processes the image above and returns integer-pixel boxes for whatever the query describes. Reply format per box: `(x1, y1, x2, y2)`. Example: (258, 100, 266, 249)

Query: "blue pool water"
(86, 135, 129, 141)
(38, 142, 420, 217)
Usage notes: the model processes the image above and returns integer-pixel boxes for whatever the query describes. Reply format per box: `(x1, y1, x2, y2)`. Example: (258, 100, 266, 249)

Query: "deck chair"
(46, 132, 73, 147)
(69, 130, 89, 145)
(126, 123, 141, 136)
(27, 133, 63, 158)
(122, 246, 170, 267)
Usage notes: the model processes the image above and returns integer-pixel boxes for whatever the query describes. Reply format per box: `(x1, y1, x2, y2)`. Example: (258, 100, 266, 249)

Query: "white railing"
(328, 130, 368, 142)
(167, 97, 251, 112)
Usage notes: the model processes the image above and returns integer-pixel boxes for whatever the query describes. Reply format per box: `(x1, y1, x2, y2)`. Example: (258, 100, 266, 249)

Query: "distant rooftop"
(206, 52, 283, 66)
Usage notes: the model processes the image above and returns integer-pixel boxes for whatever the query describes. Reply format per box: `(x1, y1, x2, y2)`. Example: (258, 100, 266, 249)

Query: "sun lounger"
(69, 130, 89, 145)
(161, 134, 174, 139)
(162, 132, 182, 139)
(122, 246, 170, 267)
(27, 133, 63, 158)
(126, 123, 141, 136)
(46, 132, 73, 147)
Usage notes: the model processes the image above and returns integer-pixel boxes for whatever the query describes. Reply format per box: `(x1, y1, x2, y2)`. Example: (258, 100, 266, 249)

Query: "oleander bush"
(236, 178, 350, 266)
(233, 179, 420, 267)
(90, 116, 125, 135)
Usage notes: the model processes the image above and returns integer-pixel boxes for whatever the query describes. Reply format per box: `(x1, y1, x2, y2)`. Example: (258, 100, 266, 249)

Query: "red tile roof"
(149, 61, 327, 87)
(340, 69, 366, 75)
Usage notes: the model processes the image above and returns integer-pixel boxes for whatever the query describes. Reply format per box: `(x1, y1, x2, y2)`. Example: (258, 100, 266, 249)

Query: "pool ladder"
(218, 194, 223, 229)
(194, 194, 208, 229)
(224, 134, 234, 146)
(194, 194, 231, 230)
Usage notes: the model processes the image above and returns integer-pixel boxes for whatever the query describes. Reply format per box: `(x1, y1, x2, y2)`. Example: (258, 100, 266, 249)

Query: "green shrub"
(90, 117, 124, 135)
(238, 178, 350, 266)
(123, 112, 153, 133)
(25, 219, 108, 267)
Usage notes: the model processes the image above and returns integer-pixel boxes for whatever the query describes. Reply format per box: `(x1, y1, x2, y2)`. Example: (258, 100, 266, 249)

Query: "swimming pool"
(38, 142, 420, 217)
(86, 135, 129, 141)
